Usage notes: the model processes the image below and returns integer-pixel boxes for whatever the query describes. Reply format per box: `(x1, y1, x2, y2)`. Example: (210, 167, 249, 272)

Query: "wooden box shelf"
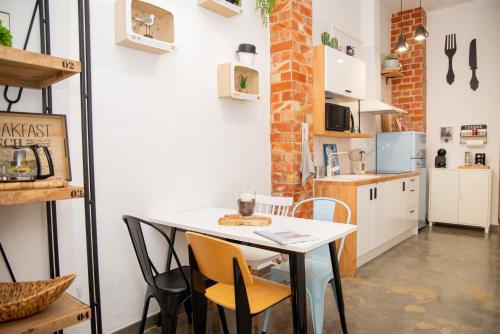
(218, 62, 259, 101)
(0, 293, 91, 334)
(314, 131, 375, 139)
(198, 0, 242, 17)
(0, 186, 85, 206)
(0, 46, 81, 89)
(115, 0, 175, 54)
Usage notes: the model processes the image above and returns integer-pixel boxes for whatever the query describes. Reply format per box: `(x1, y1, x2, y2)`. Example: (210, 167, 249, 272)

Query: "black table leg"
(289, 252, 307, 334)
(328, 242, 348, 334)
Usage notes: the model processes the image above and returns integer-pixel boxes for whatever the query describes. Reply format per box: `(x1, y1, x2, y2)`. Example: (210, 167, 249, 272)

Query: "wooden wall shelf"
(0, 293, 90, 334)
(314, 131, 375, 139)
(198, 0, 242, 17)
(381, 68, 403, 84)
(218, 62, 259, 101)
(115, 0, 175, 54)
(0, 46, 81, 89)
(0, 186, 85, 206)
(381, 68, 403, 78)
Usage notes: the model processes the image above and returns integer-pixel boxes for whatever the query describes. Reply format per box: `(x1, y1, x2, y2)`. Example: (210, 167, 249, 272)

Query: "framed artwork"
(440, 127, 453, 143)
(0, 11, 10, 29)
(0, 112, 71, 180)
(323, 144, 340, 176)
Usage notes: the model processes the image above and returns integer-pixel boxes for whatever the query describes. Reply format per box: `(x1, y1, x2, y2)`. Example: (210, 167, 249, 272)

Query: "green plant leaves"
(0, 20, 12, 47)
(256, 0, 276, 27)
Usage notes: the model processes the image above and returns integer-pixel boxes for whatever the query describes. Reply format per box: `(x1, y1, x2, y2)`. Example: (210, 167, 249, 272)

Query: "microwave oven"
(325, 103, 353, 132)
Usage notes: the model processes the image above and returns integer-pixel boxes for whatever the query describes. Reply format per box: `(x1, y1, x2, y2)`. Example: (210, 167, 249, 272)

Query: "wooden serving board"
(218, 214, 272, 226)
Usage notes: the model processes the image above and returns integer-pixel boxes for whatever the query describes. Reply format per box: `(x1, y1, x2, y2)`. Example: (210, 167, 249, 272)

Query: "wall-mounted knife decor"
(445, 33, 457, 85)
(469, 39, 479, 91)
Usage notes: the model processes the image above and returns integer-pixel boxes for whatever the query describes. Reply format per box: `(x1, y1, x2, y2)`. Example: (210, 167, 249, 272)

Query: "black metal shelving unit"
(0, 0, 102, 333)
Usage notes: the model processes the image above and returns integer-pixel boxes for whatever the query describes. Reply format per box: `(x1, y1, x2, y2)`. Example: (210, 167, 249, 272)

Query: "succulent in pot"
(383, 54, 401, 70)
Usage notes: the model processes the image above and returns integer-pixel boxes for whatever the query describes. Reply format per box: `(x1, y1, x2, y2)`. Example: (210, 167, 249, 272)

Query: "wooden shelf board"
(198, 0, 242, 17)
(0, 46, 81, 89)
(0, 186, 85, 206)
(0, 293, 90, 334)
(381, 68, 403, 78)
(314, 131, 375, 139)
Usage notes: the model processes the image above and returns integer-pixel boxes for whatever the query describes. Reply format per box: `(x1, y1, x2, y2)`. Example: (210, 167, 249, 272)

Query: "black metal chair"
(122, 215, 192, 334)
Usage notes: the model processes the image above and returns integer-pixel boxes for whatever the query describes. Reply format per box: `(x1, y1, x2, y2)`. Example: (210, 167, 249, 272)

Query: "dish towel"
(301, 123, 314, 185)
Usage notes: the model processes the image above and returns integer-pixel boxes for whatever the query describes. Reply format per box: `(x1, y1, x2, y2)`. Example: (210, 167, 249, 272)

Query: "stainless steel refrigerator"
(376, 131, 427, 229)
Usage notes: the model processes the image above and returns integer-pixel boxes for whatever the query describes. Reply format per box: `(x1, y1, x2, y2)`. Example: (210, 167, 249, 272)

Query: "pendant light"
(414, 0, 429, 41)
(395, 0, 408, 52)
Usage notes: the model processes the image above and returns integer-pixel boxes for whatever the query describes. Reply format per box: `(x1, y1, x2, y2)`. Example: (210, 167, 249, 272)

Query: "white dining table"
(151, 206, 357, 334)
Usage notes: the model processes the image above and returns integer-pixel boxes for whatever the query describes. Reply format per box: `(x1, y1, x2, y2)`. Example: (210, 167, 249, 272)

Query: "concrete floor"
(151, 225, 500, 333)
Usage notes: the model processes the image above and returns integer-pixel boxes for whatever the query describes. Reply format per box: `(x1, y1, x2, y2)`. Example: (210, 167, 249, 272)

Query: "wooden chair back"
(185, 232, 253, 286)
(255, 194, 293, 216)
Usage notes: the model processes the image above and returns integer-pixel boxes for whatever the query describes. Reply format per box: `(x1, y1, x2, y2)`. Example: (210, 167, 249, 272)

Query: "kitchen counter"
(314, 171, 421, 276)
(314, 171, 420, 186)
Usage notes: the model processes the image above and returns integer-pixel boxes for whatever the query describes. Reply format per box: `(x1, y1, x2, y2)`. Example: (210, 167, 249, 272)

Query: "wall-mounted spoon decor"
(469, 39, 479, 91)
(444, 33, 457, 85)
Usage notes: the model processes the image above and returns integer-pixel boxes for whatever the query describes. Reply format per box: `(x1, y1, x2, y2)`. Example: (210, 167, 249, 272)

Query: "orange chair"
(186, 232, 291, 334)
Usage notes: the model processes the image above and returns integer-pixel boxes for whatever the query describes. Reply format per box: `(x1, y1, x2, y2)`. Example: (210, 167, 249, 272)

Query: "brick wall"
(270, 0, 313, 217)
(390, 8, 427, 132)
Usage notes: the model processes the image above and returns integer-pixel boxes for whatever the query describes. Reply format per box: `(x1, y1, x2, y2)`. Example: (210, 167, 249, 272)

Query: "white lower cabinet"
(429, 168, 492, 233)
(356, 185, 373, 257)
(356, 176, 419, 266)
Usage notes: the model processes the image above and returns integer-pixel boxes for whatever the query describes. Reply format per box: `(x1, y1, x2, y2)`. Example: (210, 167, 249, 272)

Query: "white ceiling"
(380, 0, 476, 13)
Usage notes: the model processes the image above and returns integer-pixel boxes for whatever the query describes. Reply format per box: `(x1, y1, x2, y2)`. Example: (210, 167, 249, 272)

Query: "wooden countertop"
(314, 171, 420, 186)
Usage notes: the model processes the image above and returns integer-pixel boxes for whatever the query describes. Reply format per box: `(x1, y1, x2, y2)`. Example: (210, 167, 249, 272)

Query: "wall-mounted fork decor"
(445, 33, 457, 85)
(469, 39, 479, 91)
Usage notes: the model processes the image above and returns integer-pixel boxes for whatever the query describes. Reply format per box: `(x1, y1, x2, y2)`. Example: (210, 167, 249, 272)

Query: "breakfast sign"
(0, 112, 71, 180)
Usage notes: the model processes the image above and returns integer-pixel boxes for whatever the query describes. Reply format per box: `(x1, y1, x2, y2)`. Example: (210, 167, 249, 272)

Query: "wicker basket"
(0, 274, 76, 323)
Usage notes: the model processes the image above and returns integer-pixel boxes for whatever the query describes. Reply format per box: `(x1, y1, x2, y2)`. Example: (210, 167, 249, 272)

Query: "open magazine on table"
(255, 229, 318, 245)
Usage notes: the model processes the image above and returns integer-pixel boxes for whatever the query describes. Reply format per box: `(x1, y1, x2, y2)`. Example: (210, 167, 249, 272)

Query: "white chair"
(238, 194, 293, 272)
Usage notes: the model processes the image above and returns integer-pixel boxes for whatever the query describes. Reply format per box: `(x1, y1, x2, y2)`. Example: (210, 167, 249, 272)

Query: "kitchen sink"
(320, 174, 381, 181)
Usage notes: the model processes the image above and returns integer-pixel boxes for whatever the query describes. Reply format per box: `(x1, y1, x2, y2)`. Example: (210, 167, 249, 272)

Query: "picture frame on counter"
(0, 11, 10, 29)
(0, 111, 72, 180)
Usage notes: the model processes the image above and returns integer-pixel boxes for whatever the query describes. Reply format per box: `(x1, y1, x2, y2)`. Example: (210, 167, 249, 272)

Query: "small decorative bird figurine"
(134, 14, 155, 38)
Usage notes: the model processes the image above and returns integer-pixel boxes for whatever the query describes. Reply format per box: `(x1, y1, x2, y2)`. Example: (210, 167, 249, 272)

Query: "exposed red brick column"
(390, 8, 427, 131)
(270, 0, 313, 217)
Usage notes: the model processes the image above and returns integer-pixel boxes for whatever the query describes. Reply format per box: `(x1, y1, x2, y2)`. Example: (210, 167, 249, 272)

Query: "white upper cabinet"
(323, 47, 366, 101)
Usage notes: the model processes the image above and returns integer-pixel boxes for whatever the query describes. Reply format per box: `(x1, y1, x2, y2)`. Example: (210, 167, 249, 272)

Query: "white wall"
(0, 0, 271, 332)
(426, 0, 500, 225)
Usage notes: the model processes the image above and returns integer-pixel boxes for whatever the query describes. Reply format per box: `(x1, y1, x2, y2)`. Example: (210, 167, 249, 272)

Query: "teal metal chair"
(260, 197, 351, 334)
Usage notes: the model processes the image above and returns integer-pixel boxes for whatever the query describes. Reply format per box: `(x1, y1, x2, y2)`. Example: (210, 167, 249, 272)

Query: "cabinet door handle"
(345, 89, 352, 93)
(409, 210, 415, 213)
(374, 187, 377, 199)
(403, 181, 406, 191)
(370, 188, 373, 200)
(410, 189, 415, 192)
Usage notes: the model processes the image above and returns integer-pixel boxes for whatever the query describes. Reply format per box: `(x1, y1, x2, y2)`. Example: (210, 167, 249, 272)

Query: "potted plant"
(256, 0, 276, 26)
(383, 54, 401, 70)
(0, 20, 12, 47)
(321, 32, 338, 50)
(238, 74, 248, 93)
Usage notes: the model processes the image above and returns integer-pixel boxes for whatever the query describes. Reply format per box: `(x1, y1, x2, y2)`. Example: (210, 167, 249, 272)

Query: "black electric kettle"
(0, 145, 55, 182)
